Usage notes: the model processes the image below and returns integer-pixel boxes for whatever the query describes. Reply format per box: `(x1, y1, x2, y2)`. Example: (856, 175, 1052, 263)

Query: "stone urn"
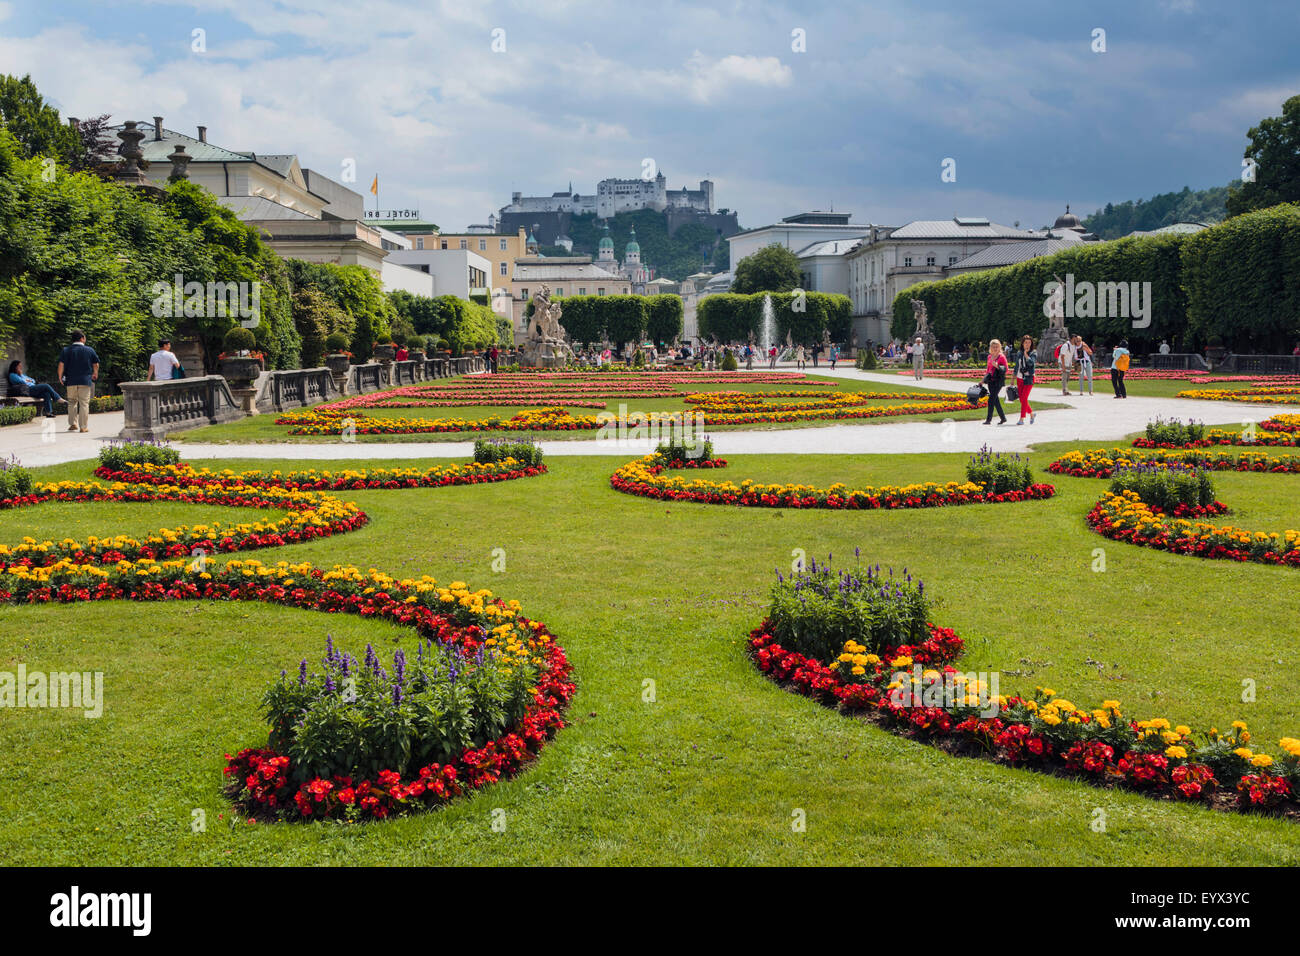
(219, 355, 262, 388)
(1205, 345, 1227, 368)
(374, 343, 397, 365)
(325, 353, 351, 375)
(409, 349, 426, 364)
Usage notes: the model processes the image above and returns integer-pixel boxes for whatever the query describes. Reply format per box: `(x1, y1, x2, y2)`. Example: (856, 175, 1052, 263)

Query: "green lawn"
(3, 447, 1299, 864)
(179, 373, 1065, 443)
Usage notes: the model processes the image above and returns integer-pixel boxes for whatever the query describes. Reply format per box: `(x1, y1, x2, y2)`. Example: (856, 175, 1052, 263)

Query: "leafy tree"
(554, 295, 603, 345)
(1226, 95, 1300, 217)
(602, 295, 647, 348)
(1082, 184, 1230, 239)
(0, 74, 79, 164)
(730, 244, 801, 294)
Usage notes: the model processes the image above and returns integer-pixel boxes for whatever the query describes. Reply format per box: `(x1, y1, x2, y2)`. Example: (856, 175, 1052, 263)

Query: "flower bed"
(610, 446, 1055, 509)
(95, 458, 545, 491)
(1132, 415, 1300, 448)
(0, 480, 366, 568)
(1087, 491, 1299, 566)
(1177, 385, 1300, 406)
(1048, 447, 1300, 478)
(0, 557, 574, 823)
(749, 558, 1300, 817)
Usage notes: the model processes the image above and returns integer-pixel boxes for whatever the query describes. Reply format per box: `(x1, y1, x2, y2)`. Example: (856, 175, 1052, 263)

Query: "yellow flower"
(1165, 746, 1187, 759)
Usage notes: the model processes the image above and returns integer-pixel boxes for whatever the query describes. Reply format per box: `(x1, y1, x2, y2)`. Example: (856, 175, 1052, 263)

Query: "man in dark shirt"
(56, 330, 100, 433)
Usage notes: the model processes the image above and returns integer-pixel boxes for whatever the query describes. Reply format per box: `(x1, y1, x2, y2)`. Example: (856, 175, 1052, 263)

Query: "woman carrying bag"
(983, 339, 1009, 425)
(1014, 335, 1036, 425)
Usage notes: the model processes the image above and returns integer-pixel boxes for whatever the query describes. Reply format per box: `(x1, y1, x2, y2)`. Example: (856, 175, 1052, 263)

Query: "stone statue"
(520, 284, 574, 368)
(910, 298, 929, 338)
(1045, 274, 1066, 329)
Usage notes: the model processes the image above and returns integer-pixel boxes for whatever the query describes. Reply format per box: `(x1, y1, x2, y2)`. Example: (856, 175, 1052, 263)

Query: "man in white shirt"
(147, 339, 181, 381)
(1057, 338, 1076, 395)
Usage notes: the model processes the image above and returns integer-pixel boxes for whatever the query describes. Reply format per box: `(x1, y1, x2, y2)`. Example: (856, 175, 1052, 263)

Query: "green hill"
(539, 209, 732, 281)
(1081, 184, 1231, 239)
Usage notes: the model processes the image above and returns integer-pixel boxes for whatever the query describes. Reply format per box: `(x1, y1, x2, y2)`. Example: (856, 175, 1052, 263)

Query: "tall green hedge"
(891, 205, 1300, 352)
(646, 294, 684, 344)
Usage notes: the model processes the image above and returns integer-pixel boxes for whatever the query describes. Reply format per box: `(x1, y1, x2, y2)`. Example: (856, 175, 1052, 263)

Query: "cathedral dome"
(625, 227, 640, 255)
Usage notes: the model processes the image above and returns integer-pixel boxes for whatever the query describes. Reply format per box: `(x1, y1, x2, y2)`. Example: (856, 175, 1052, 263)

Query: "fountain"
(761, 294, 776, 354)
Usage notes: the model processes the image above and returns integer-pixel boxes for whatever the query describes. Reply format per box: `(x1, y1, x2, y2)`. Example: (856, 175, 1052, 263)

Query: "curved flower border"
(610, 452, 1056, 509)
(749, 620, 1300, 817)
(94, 459, 547, 491)
(0, 558, 573, 823)
(0, 480, 366, 568)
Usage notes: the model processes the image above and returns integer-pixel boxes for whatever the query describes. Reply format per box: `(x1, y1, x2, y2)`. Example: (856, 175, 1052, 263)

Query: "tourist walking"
(830, 343, 839, 370)
(56, 330, 99, 433)
(1014, 335, 1036, 425)
(6, 360, 62, 418)
(1057, 336, 1076, 394)
(768, 344, 777, 369)
(795, 344, 806, 370)
(1110, 339, 1131, 398)
(910, 336, 924, 380)
(146, 339, 181, 381)
(811, 342, 821, 367)
(1073, 335, 1093, 395)
(983, 339, 1009, 425)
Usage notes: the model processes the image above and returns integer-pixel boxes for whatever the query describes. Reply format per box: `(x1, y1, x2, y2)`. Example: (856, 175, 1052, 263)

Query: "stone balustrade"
(1150, 353, 1212, 371)
(350, 363, 391, 394)
(119, 376, 243, 440)
(1213, 354, 1300, 374)
(254, 367, 340, 414)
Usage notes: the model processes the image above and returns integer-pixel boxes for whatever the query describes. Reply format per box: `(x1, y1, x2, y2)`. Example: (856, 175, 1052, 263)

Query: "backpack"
(1116, 352, 1130, 371)
(1053, 344, 1062, 361)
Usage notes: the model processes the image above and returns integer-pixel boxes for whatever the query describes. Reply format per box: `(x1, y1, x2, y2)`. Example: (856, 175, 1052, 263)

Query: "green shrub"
(324, 332, 351, 354)
(719, 350, 738, 371)
(405, 335, 425, 352)
(98, 440, 180, 472)
(0, 406, 37, 427)
(1144, 417, 1205, 445)
(855, 349, 878, 370)
(965, 447, 1033, 494)
(655, 436, 713, 463)
(472, 438, 543, 468)
(768, 558, 931, 661)
(0, 457, 33, 500)
(1110, 464, 1216, 510)
(223, 326, 256, 353)
(262, 637, 540, 783)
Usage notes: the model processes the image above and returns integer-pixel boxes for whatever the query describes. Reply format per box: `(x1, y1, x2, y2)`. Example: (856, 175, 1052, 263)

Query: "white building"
(844, 217, 1044, 346)
(796, 237, 861, 295)
(501, 172, 714, 220)
(509, 256, 628, 330)
(385, 249, 491, 300)
(726, 211, 873, 271)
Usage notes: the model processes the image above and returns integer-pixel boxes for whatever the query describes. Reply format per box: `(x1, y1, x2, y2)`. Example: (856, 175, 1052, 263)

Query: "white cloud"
(1185, 84, 1299, 136)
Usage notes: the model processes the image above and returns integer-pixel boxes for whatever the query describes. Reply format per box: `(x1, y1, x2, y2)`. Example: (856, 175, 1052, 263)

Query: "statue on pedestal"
(909, 298, 936, 355)
(520, 284, 574, 368)
(1037, 272, 1071, 363)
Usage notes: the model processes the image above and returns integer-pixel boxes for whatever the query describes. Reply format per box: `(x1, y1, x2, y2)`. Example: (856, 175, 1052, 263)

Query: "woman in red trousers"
(1014, 334, 1036, 424)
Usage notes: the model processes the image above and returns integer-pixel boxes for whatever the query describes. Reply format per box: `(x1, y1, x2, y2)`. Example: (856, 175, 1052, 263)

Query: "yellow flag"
(369, 175, 378, 196)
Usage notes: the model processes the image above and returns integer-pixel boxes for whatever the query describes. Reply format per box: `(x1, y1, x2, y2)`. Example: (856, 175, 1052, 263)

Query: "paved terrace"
(2, 367, 1291, 467)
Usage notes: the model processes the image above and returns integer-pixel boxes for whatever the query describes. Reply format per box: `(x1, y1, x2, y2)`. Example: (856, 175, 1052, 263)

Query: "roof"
(729, 222, 872, 239)
(128, 123, 251, 163)
(947, 237, 1085, 270)
(217, 196, 316, 220)
(1127, 221, 1213, 237)
(513, 262, 626, 282)
(887, 219, 1038, 240)
(797, 238, 862, 258)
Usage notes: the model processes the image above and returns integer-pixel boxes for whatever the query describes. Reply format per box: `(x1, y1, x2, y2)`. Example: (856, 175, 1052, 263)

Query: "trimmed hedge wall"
(891, 203, 1300, 352)
(697, 291, 853, 344)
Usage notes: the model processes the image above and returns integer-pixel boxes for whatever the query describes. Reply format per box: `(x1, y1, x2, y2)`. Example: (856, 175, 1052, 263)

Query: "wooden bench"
(1, 380, 64, 409)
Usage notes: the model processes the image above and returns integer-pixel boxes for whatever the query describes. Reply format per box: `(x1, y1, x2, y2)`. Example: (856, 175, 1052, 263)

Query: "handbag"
(965, 384, 987, 405)
(1006, 384, 1019, 402)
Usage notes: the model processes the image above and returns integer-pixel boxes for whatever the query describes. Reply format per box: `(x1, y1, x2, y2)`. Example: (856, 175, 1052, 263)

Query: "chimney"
(196, 125, 207, 143)
(67, 116, 79, 128)
(153, 116, 163, 140)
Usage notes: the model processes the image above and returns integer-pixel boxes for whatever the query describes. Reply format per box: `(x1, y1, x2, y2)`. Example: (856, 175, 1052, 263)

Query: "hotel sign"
(364, 209, 421, 220)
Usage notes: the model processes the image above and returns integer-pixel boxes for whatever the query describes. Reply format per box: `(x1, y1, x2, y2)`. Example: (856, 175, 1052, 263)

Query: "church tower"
(597, 221, 615, 263)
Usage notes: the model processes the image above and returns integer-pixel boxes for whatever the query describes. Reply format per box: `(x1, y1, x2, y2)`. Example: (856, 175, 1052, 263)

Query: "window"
(926, 256, 936, 267)
(949, 255, 958, 266)
(521, 288, 528, 299)
(578, 287, 586, 295)
(500, 239, 508, 250)
(903, 256, 913, 267)
(416, 237, 424, 249)
(555, 287, 563, 296)
(441, 240, 448, 249)
(597, 288, 605, 296)
(499, 262, 507, 276)
(459, 239, 468, 249)
(479, 239, 487, 251)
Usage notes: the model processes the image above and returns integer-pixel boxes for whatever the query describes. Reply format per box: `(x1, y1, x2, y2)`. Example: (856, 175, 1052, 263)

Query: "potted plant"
(373, 335, 397, 364)
(218, 326, 263, 387)
(405, 335, 426, 363)
(324, 332, 352, 374)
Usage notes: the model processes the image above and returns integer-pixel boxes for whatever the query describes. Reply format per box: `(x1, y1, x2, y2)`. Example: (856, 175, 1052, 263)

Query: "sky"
(0, 0, 1296, 233)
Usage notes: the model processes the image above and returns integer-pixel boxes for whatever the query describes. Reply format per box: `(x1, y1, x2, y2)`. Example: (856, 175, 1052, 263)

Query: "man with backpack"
(1056, 337, 1076, 395)
(1110, 340, 1131, 398)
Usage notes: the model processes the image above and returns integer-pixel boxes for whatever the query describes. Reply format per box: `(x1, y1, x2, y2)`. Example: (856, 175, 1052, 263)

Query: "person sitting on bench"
(7, 360, 63, 418)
